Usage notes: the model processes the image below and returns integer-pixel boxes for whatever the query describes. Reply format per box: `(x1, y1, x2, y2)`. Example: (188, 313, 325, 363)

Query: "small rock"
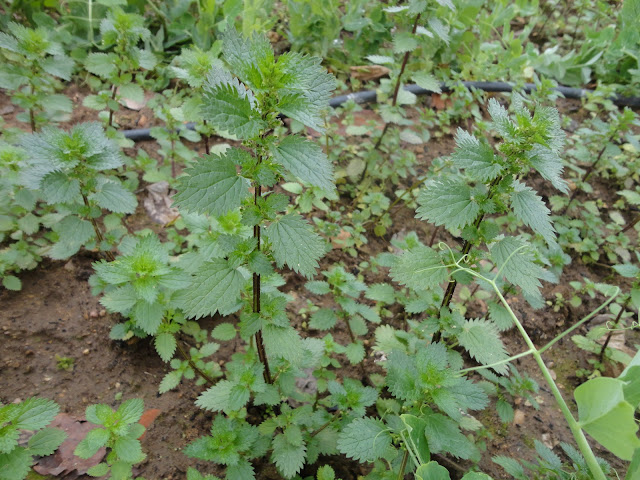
(83, 313, 89, 320)
(12, 398, 22, 404)
(25, 350, 34, 356)
(44, 376, 51, 382)
(99, 309, 106, 317)
(82, 349, 90, 355)
(541, 433, 555, 449)
(89, 310, 98, 318)
(549, 369, 557, 381)
(115, 382, 121, 389)
(63, 261, 75, 271)
(513, 409, 525, 426)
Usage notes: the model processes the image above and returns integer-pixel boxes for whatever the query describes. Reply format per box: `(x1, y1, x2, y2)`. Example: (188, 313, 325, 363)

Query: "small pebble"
(12, 398, 22, 404)
(99, 309, 107, 317)
(115, 382, 121, 389)
(89, 310, 98, 318)
(513, 409, 525, 426)
(82, 348, 90, 355)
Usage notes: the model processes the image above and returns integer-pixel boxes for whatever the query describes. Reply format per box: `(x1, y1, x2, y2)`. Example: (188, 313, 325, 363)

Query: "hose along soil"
(121, 81, 640, 141)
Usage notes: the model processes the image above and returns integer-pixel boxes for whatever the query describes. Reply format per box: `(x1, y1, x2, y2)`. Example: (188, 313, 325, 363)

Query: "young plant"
(174, 28, 339, 479)
(83, 7, 157, 132)
(19, 122, 136, 261)
(74, 398, 147, 479)
(0, 22, 74, 131)
(0, 398, 67, 480)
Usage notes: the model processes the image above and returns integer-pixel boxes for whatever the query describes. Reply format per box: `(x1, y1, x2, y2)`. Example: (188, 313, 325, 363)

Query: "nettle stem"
(397, 450, 409, 480)
(28, 82, 36, 133)
(81, 193, 115, 262)
(253, 179, 272, 384)
(599, 296, 631, 363)
(176, 339, 216, 385)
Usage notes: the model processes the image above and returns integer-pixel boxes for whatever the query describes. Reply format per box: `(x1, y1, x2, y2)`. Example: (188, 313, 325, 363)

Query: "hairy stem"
(82, 193, 115, 262)
(397, 450, 409, 480)
(29, 82, 36, 133)
(309, 410, 341, 438)
(253, 180, 272, 384)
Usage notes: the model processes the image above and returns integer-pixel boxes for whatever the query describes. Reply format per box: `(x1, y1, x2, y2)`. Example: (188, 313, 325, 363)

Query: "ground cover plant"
(0, 1, 640, 480)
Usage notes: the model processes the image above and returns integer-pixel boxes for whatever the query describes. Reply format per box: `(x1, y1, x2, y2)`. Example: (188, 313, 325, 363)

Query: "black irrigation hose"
(121, 81, 640, 142)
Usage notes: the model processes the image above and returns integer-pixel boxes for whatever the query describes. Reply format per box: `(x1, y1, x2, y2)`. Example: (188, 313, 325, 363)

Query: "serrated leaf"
(365, 283, 395, 304)
(85, 52, 118, 77)
(428, 18, 449, 44)
(424, 413, 476, 459)
(0, 447, 31, 480)
(416, 461, 450, 480)
(75, 428, 109, 459)
(27, 427, 66, 456)
(196, 381, 250, 414)
(211, 323, 237, 341)
(41, 55, 74, 80)
(41, 171, 80, 204)
(528, 145, 568, 193)
(271, 136, 334, 192)
(90, 180, 137, 214)
(159, 370, 182, 394)
(14, 398, 59, 430)
(177, 259, 245, 319)
(309, 309, 337, 330)
(266, 213, 324, 278)
(201, 73, 265, 139)
(263, 324, 303, 364)
(451, 129, 502, 181)
(393, 32, 418, 54)
(490, 236, 547, 300)
(496, 399, 514, 423)
(155, 333, 177, 362)
(316, 465, 336, 480)
(417, 179, 480, 231)
(2, 275, 21, 291)
(173, 149, 251, 217)
(412, 71, 442, 93)
(118, 398, 144, 424)
(366, 55, 395, 64)
(49, 216, 94, 260)
(510, 182, 555, 245)
(391, 245, 448, 291)
(272, 434, 306, 479)
(457, 319, 509, 374)
(337, 418, 392, 462)
(345, 343, 365, 364)
(132, 301, 164, 335)
(114, 436, 144, 463)
(87, 463, 110, 477)
(401, 414, 430, 465)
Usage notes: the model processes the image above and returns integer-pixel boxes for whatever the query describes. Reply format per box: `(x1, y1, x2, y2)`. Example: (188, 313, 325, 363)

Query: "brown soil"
(1, 85, 638, 480)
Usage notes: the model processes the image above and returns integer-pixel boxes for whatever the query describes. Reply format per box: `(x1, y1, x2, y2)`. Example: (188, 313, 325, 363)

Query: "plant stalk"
(253, 181, 272, 384)
(494, 284, 607, 480)
(599, 296, 630, 362)
(81, 193, 115, 262)
(176, 340, 217, 385)
(397, 450, 409, 480)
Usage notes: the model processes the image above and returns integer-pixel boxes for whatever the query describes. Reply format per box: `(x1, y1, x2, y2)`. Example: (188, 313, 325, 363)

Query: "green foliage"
(0, 398, 66, 480)
(74, 398, 146, 480)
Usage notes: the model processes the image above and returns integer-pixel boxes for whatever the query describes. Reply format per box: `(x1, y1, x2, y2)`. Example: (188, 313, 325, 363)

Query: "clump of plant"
(172, 28, 341, 479)
(74, 398, 147, 479)
(0, 398, 67, 480)
(19, 122, 136, 261)
(83, 7, 157, 132)
(0, 22, 74, 131)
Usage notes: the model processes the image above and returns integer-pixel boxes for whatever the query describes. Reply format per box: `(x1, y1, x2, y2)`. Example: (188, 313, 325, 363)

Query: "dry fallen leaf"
(143, 181, 179, 225)
(350, 65, 390, 82)
(431, 93, 452, 110)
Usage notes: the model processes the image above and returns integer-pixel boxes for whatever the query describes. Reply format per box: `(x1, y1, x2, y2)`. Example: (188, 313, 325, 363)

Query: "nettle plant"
(171, 29, 342, 479)
(0, 22, 74, 131)
(83, 7, 157, 132)
(19, 122, 136, 261)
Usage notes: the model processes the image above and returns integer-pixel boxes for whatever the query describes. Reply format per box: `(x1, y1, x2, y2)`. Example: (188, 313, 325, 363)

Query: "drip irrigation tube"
(121, 81, 640, 142)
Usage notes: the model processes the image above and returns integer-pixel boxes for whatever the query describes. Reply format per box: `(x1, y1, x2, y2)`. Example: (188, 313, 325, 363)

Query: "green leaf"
(196, 381, 250, 414)
(490, 236, 547, 301)
(87, 463, 110, 477)
(613, 263, 640, 278)
(14, 398, 59, 430)
(41, 55, 74, 80)
(393, 32, 418, 53)
(155, 333, 177, 362)
(457, 319, 509, 374)
(85, 52, 118, 77)
(118, 83, 144, 105)
(263, 324, 304, 364)
(272, 433, 306, 479)
(173, 149, 251, 217)
(412, 71, 442, 93)
(416, 461, 450, 480)
(337, 418, 392, 463)
(0, 447, 31, 480)
(345, 343, 365, 364)
(451, 129, 502, 182)
(27, 427, 66, 456)
(159, 370, 182, 394)
(401, 414, 430, 465)
(49, 216, 94, 260)
(85, 404, 112, 425)
(626, 448, 640, 480)
(41, 171, 80, 204)
(574, 377, 640, 460)
(391, 245, 448, 291)
(266, 213, 324, 279)
(132, 300, 164, 335)
(101, 285, 137, 313)
(118, 398, 144, 424)
(178, 258, 246, 319)
(113, 436, 144, 463)
(75, 428, 109, 459)
(417, 179, 480, 231)
(365, 283, 395, 303)
(424, 413, 477, 459)
(492, 456, 527, 480)
(428, 18, 449, 44)
(271, 136, 334, 192)
(211, 323, 237, 341)
(2, 275, 21, 291)
(309, 309, 338, 330)
(316, 465, 336, 480)
(201, 71, 266, 139)
(510, 182, 555, 245)
(90, 180, 137, 214)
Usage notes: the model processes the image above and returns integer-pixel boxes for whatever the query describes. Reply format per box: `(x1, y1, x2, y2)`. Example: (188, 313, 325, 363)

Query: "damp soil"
(0, 86, 638, 480)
